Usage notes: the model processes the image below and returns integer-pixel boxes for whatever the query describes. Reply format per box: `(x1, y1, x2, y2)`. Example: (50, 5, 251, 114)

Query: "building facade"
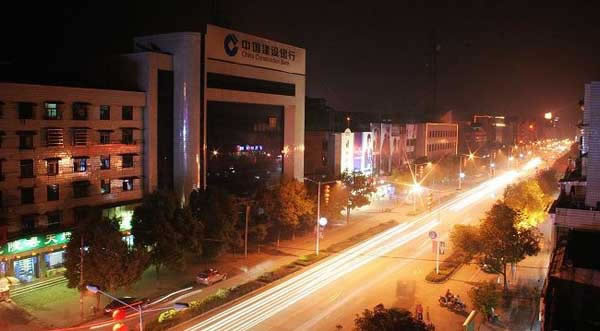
(0, 83, 145, 282)
(415, 122, 458, 161)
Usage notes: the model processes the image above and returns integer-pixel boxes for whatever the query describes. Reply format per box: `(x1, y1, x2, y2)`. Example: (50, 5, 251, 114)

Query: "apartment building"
(0, 83, 145, 282)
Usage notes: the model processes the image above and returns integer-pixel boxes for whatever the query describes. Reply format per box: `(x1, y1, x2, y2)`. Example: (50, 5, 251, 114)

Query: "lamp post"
(304, 177, 337, 256)
(458, 153, 474, 190)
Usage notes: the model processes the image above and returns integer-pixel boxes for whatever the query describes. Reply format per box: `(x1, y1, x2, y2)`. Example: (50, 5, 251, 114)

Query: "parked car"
(104, 297, 148, 315)
(196, 268, 227, 285)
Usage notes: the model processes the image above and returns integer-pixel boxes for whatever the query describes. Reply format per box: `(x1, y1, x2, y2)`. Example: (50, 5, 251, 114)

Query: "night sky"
(3, 1, 600, 127)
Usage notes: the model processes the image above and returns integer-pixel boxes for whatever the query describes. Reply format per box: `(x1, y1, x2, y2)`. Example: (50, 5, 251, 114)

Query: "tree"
(354, 304, 429, 331)
(342, 171, 376, 223)
(65, 208, 148, 306)
(132, 191, 203, 277)
(536, 168, 559, 198)
(478, 202, 541, 291)
(189, 187, 240, 257)
(469, 281, 501, 320)
(258, 179, 313, 245)
(503, 179, 547, 228)
(450, 224, 482, 262)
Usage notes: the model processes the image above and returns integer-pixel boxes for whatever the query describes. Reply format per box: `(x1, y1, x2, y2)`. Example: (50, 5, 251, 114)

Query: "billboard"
(353, 133, 363, 172)
(206, 25, 306, 75)
(381, 124, 392, 174)
(340, 129, 354, 174)
(362, 132, 374, 173)
(370, 123, 382, 175)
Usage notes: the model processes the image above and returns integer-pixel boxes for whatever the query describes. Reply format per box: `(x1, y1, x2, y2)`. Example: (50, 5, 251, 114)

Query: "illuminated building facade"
(0, 83, 144, 282)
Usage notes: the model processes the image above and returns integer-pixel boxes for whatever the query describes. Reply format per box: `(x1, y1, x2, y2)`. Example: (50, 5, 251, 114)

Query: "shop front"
(0, 231, 70, 283)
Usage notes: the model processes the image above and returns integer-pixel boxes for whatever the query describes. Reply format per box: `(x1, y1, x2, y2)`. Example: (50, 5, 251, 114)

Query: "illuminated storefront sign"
(0, 232, 71, 256)
(237, 145, 264, 152)
(340, 129, 354, 174)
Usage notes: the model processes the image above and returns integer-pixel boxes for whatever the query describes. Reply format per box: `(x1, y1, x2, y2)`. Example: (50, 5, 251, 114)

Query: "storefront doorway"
(13, 256, 38, 283)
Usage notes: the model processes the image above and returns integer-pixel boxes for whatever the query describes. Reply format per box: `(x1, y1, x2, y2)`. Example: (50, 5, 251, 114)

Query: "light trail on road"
(184, 170, 526, 331)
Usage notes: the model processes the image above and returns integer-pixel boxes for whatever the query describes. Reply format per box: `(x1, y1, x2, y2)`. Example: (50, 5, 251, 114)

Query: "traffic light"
(323, 185, 331, 205)
(111, 309, 128, 331)
(426, 193, 433, 210)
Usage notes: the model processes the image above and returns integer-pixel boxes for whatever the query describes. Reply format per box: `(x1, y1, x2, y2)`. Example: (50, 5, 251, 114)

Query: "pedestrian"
(415, 303, 424, 321)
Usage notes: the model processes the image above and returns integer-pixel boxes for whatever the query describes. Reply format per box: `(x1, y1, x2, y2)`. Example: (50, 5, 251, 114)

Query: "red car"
(196, 268, 227, 285)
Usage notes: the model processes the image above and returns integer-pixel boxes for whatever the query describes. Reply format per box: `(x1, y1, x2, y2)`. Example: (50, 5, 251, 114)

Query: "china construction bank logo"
(224, 33, 239, 56)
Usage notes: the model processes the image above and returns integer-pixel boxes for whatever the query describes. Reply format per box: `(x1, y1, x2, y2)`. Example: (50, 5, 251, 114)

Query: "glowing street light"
(459, 172, 466, 179)
(544, 112, 552, 120)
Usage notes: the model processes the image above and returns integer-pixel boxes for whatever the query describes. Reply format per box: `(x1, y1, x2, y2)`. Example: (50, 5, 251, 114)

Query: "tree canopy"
(469, 281, 501, 319)
(132, 190, 203, 277)
(503, 179, 547, 228)
(65, 208, 148, 291)
(354, 304, 430, 331)
(342, 171, 376, 223)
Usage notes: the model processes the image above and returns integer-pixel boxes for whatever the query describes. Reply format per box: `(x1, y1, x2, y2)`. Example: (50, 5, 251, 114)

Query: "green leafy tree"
(469, 281, 501, 320)
(132, 191, 203, 277)
(479, 202, 541, 291)
(354, 304, 429, 331)
(189, 187, 240, 257)
(450, 224, 482, 262)
(342, 171, 376, 223)
(503, 179, 547, 228)
(65, 208, 148, 306)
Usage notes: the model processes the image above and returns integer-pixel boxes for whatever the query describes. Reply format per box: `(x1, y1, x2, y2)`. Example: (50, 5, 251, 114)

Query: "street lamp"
(86, 284, 189, 330)
(458, 153, 475, 190)
(410, 183, 423, 212)
(304, 177, 337, 256)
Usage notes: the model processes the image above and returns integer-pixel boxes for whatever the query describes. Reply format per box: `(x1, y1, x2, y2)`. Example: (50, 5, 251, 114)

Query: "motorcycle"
(438, 295, 466, 312)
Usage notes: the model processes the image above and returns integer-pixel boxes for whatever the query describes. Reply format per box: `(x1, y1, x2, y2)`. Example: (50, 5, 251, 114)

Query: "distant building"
(543, 81, 600, 330)
(459, 121, 487, 154)
(415, 122, 458, 161)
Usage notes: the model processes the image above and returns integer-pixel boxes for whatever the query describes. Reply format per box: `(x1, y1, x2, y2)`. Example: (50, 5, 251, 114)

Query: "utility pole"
(79, 235, 84, 320)
(244, 204, 250, 259)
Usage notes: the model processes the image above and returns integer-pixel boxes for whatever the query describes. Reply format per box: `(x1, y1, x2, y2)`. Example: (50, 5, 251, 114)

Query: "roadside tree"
(450, 224, 482, 262)
(536, 168, 559, 199)
(65, 208, 148, 307)
(478, 202, 541, 291)
(354, 303, 429, 331)
(321, 183, 349, 222)
(342, 171, 376, 223)
(469, 281, 501, 320)
(189, 187, 240, 257)
(503, 179, 546, 228)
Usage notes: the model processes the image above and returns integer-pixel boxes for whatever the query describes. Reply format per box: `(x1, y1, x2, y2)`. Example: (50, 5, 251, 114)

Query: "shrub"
(258, 264, 301, 283)
(326, 220, 397, 253)
(294, 253, 327, 266)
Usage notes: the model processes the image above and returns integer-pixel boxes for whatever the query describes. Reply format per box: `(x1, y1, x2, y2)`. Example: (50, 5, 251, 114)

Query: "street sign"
(428, 231, 437, 240)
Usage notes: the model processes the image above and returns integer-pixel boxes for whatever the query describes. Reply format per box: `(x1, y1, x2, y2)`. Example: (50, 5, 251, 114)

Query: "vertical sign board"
(362, 132, 373, 174)
(206, 25, 306, 75)
(340, 129, 354, 174)
(353, 133, 363, 172)
(463, 310, 477, 331)
(370, 123, 382, 175)
(381, 124, 392, 174)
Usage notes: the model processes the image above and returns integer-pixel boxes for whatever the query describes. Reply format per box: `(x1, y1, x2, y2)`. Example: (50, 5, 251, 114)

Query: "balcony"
(554, 207, 600, 231)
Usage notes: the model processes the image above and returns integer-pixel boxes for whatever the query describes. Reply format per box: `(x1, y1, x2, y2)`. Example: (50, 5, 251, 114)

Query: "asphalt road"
(178, 161, 542, 331)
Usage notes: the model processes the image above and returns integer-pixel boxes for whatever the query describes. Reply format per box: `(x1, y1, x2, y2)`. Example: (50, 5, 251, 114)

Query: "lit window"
(100, 155, 110, 169)
(73, 157, 88, 172)
(45, 102, 60, 120)
(122, 178, 134, 191)
(101, 179, 111, 194)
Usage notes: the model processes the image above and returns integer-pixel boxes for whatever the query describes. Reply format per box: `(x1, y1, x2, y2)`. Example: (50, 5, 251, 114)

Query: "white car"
(196, 268, 227, 285)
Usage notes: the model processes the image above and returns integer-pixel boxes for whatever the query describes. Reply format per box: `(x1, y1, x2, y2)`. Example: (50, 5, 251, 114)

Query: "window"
(101, 179, 111, 194)
(18, 102, 34, 119)
(0, 160, 4, 181)
(100, 105, 110, 120)
(47, 184, 59, 201)
(122, 154, 134, 168)
(46, 128, 64, 147)
(72, 102, 88, 120)
(122, 128, 134, 144)
(73, 157, 88, 172)
(122, 106, 133, 120)
(0, 131, 4, 147)
(100, 155, 110, 169)
(20, 159, 34, 178)
(72, 181, 90, 198)
(47, 211, 61, 230)
(21, 215, 36, 233)
(72, 128, 88, 146)
(46, 158, 59, 175)
(123, 178, 134, 191)
(18, 132, 35, 149)
(0, 101, 4, 119)
(44, 102, 60, 120)
(99, 130, 111, 144)
(21, 187, 34, 204)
